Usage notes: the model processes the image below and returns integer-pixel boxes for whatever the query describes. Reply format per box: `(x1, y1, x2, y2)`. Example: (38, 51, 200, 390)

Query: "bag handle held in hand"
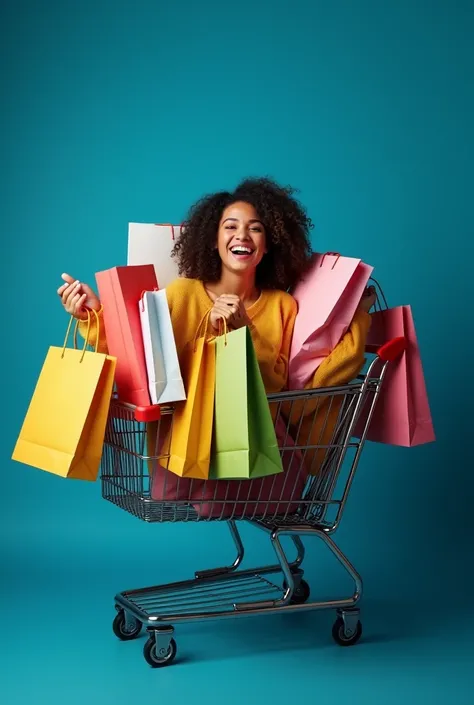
(217, 317, 228, 347)
(368, 276, 389, 311)
(61, 309, 101, 362)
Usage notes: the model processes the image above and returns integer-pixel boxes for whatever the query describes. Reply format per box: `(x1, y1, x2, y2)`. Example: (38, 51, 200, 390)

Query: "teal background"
(1, 0, 473, 703)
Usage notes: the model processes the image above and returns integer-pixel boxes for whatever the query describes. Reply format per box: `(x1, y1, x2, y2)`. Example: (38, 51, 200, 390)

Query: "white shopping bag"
(128, 223, 181, 289)
(139, 289, 186, 405)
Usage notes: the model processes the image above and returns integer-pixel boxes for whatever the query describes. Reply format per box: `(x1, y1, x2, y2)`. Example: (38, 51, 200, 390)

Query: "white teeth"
(231, 246, 253, 254)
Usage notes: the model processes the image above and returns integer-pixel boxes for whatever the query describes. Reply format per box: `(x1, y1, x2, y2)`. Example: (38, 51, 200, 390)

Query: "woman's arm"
(308, 309, 372, 390)
(306, 285, 376, 390)
(284, 308, 372, 425)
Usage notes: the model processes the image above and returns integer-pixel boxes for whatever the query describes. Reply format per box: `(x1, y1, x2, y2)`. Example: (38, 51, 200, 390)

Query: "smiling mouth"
(230, 246, 255, 258)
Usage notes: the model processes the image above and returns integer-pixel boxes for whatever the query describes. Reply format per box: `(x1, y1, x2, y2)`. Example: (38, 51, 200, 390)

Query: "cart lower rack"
(101, 338, 404, 667)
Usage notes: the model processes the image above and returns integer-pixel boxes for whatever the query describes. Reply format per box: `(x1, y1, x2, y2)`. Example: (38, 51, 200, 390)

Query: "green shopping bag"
(210, 326, 284, 480)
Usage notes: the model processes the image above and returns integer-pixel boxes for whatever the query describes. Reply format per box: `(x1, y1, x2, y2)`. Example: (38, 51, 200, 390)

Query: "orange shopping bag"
(166, 315, 216, 479)
(12, 311, 116, 480)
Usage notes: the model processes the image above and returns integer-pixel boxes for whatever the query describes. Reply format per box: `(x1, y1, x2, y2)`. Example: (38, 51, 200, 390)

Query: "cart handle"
(366, 336, 406, 362)
(134, 404, 162, 422)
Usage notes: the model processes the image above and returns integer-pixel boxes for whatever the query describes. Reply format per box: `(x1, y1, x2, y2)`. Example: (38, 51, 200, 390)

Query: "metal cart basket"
(101, 337, 404, 667)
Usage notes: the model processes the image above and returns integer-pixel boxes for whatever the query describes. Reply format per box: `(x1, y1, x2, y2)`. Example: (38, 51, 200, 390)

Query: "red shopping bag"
(96, 265, 158, 406)
(355, 305, 435, 446)
(289, 253, 373, 389)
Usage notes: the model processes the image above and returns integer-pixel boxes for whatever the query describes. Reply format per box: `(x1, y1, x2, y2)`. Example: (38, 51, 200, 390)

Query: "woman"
(58, 177, 374, 395)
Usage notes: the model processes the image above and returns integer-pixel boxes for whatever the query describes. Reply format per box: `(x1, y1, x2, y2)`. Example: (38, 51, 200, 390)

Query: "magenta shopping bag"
(289, 253, 373, 389)
(151, 418, 308, 519)
(191, 418, 308, 519)
(355, 306, 435, 447)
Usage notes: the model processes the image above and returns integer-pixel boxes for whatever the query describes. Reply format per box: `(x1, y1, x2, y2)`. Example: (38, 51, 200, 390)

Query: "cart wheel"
(332, 617, 362, 646)
(283, 579, 311, 605)
(112, 610, 142, 641)
(144, 636, 177, 668)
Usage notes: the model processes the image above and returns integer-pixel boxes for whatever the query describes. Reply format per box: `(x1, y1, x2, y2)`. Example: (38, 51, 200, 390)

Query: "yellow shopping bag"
(12, 311, 116, 481)
(166, 314, 216, 479)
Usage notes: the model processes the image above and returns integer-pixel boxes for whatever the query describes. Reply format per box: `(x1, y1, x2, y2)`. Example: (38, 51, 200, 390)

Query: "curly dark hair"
(171, 177, 313, 291)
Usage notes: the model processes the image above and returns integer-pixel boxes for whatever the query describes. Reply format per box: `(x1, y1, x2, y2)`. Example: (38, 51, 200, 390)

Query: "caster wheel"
(332, 617, 362, 646)
(144, 636, 177, 668)
(283, 578, 311, 605)
(112, 610, 142, 641)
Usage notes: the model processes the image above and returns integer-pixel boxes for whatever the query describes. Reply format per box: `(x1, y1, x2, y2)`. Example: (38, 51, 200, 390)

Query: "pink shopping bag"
(289, 252, 373, 389)
(355, 305, 435, 446)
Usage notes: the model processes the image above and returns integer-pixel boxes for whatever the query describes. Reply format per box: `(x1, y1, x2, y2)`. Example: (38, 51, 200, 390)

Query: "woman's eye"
(225, 225, 236, 230)
(251, 226, 263, 233)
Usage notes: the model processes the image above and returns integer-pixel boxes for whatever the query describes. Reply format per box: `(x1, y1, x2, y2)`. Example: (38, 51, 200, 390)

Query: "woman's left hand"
(358, 286, 377, 313)
(214, 294, 251, 331)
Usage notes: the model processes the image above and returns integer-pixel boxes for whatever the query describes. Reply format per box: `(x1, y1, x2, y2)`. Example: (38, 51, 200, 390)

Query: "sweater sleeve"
(249, 295, 297, 394)
(306, 309, 372, 390)
(77, 307, 109, 354)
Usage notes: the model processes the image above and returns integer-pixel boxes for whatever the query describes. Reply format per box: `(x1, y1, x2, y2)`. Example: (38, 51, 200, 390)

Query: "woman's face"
(217, 201, 267, 277)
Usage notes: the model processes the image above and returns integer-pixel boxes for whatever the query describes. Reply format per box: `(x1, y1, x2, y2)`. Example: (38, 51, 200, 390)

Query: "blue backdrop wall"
(1, 0, 473, 701)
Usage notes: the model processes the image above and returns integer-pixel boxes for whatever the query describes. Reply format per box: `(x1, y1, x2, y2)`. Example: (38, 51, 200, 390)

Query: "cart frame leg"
(195, 520, 245, 579)
(270, 527, 362, 608)
(235, 525, 362, 611)
(195, 521, 306, 581)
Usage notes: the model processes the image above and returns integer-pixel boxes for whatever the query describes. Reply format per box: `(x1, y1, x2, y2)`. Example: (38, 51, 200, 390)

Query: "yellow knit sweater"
(80, 276, 370, 394)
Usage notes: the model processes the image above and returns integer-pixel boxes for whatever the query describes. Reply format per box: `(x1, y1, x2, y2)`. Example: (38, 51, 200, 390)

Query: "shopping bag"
(210, 326, 284, 480)
(166, 318, 216, 479)
(151, 463, 199, 502)
(354, 305, 435, 446)
(193, 417, 307, 518)
(289, 252, 373, 389)
(139, 289, 186, 405)
(128, 223, 181, 288)
(95, 264, 158, 407)
(12, 312, 116, 480)
(148, 413, 202, 501)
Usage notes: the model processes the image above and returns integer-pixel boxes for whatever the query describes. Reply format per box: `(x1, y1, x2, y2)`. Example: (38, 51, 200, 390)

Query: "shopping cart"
(101, 335, 405, 667)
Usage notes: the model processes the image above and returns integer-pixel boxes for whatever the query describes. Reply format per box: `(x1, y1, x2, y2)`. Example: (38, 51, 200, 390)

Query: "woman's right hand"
(57, 273, 101, 320)
(209, 294, 250, 332)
